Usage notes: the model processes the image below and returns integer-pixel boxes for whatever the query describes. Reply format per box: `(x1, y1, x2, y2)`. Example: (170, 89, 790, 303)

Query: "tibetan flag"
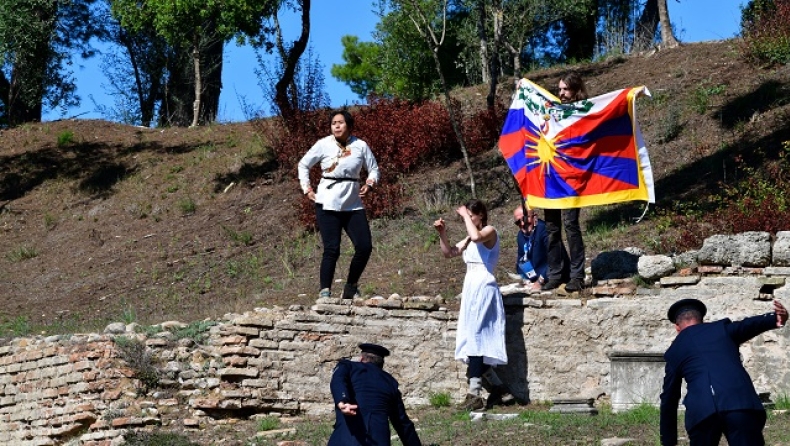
(498, 78, 655, 209)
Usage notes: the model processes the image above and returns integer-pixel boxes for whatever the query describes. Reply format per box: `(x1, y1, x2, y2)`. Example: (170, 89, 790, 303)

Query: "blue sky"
(45, 0, 746, 123)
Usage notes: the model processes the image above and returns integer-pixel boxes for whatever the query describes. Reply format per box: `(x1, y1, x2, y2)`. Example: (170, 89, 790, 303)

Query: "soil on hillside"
(2, 39, 789, 335)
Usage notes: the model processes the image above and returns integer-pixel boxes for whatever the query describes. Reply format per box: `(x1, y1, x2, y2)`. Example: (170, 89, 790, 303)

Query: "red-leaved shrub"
(740, 0, 790, 64)
(256, 97, 489, 228)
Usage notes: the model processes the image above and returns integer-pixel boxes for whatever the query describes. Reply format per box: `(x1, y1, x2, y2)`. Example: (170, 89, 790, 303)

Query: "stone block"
(659, 276, 700, 286)
(608, 351, 665, 412)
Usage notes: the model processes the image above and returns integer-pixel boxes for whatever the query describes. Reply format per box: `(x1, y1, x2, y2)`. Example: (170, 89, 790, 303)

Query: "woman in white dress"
(433, 200, 509, 410)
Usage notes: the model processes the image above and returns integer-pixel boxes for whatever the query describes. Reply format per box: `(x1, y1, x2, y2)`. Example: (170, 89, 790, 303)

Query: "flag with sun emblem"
(498, 78, 654, 209)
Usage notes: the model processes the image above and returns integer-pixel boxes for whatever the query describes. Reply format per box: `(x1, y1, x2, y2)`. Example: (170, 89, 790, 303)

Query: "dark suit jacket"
(328, 359, 422, 446)
(516, 219, 568, 281)
(659, 313, 778, 445)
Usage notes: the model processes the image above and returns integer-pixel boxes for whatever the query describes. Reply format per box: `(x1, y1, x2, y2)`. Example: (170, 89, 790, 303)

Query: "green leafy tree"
(331, 35, 382, 99)
(95, 8, 170, 127)
(111, 0, 280, 127)
(0, 0, 104, 126)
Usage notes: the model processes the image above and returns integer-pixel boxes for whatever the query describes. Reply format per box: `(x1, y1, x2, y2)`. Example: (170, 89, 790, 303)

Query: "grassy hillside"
(1, 39, 789, 336)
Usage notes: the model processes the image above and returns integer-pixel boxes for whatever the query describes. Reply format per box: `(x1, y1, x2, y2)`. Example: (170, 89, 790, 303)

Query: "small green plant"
(57, 130, 75, 147)
(774, 393, 790, 410)
(0, 315, 31, 337)
(7, 245, 39, 262)
(631, 274, 654, 288)
(429, 392, 452, 408)
(257, 415, 281, 432)
(43, 213, 57, 230)
(222, 225, 253, 246)
(657, 102, 682, 143)
(170, 320, 218, 344)
(121, 306, 137, 324)
(113, 336, 160, 390)
(619, 402, 660, 424)
(690, 84, 726, 114)
(178, 197, 196, 214)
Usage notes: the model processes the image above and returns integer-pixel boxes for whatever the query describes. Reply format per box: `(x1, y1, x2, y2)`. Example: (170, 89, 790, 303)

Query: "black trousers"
(544, 208, 585, 281)
(688, 409, 766, 446)
(315, 204, 372, 290)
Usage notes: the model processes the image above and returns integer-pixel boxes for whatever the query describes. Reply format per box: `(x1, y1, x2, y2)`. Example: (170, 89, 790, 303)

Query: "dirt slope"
(1, 39, 789, 334)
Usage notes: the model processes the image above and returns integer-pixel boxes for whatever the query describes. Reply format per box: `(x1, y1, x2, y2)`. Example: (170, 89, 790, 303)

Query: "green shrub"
(57, 130, 75, 147)
(740, 0, 790, 64)
(113, 336, 160, 390)
(258, 415, 281, 431)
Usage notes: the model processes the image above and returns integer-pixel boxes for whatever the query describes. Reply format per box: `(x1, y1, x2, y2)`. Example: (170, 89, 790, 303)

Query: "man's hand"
(774, 300, 788, 327)
(338, 401, 358, 416)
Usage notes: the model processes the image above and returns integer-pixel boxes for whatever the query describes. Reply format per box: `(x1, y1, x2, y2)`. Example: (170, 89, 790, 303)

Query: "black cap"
(359, 343, 390, 357)
(667, 298, 707, 323)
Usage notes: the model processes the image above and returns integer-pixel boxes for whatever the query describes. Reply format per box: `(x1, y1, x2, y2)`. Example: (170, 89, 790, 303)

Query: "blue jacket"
(659, 313, 778, 445)
(516, 219, 568, 281)
(328, 359, 422, 446)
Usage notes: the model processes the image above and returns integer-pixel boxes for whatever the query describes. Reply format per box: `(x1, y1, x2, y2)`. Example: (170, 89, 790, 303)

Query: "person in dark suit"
(513, 204, 569, 292)
(660, 298, 788, 446)
(328, 343, 422, 446)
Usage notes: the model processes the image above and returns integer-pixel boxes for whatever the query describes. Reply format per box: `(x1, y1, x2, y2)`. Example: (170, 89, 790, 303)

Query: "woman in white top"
(433, 200, 510, 411)
(298, 110, 379, 300)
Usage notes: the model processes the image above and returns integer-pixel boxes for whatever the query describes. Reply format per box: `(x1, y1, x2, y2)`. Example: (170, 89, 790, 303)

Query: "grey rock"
(773, 231, 790, 266)
(673, 250, 698, 268)
(697, 232, 771, 266)
(601, 438, 637, 446)
(637, 255, 675, 280)
(104, 322, 127, 334)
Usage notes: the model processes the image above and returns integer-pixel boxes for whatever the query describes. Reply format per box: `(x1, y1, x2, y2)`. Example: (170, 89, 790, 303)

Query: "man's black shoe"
(565, 278, 584, 292)
(541, 279, 563, 291)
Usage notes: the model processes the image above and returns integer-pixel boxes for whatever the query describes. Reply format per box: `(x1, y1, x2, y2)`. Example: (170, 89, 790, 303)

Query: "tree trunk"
(160, 49, 193, 126)
(274, 0, 310, 124)
(486, 3, 503, 110)
(406, 0, 477, 198)
(504, 42, 521, 81)
(562, 0, 597, 61)
(201, 35, 223, 123)
(657, 0, 679, 48)
(632, 0, 659, 52)
(477, 1, 489, 84)
(190, 34, 202, 128)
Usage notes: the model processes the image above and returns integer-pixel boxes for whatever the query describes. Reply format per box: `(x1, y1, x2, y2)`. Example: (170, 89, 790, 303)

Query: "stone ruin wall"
(3, 231, 790, 445)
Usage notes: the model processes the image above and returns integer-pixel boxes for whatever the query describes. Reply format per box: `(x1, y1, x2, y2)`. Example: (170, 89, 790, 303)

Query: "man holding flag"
(498, 72, 654, 293)
(542, 73, 588, 292)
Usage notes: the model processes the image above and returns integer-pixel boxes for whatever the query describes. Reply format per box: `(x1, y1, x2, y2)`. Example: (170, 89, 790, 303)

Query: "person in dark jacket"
(328, 343, 422, 446)
(513, 204, 569, 292)
(659, 298, 788, 446)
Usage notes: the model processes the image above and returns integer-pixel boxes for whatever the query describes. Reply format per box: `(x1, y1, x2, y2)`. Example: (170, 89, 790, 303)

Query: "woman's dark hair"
(559, 72, 588, 101)
(329, 110, 354, 130)
(466, 199, 488, 227)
